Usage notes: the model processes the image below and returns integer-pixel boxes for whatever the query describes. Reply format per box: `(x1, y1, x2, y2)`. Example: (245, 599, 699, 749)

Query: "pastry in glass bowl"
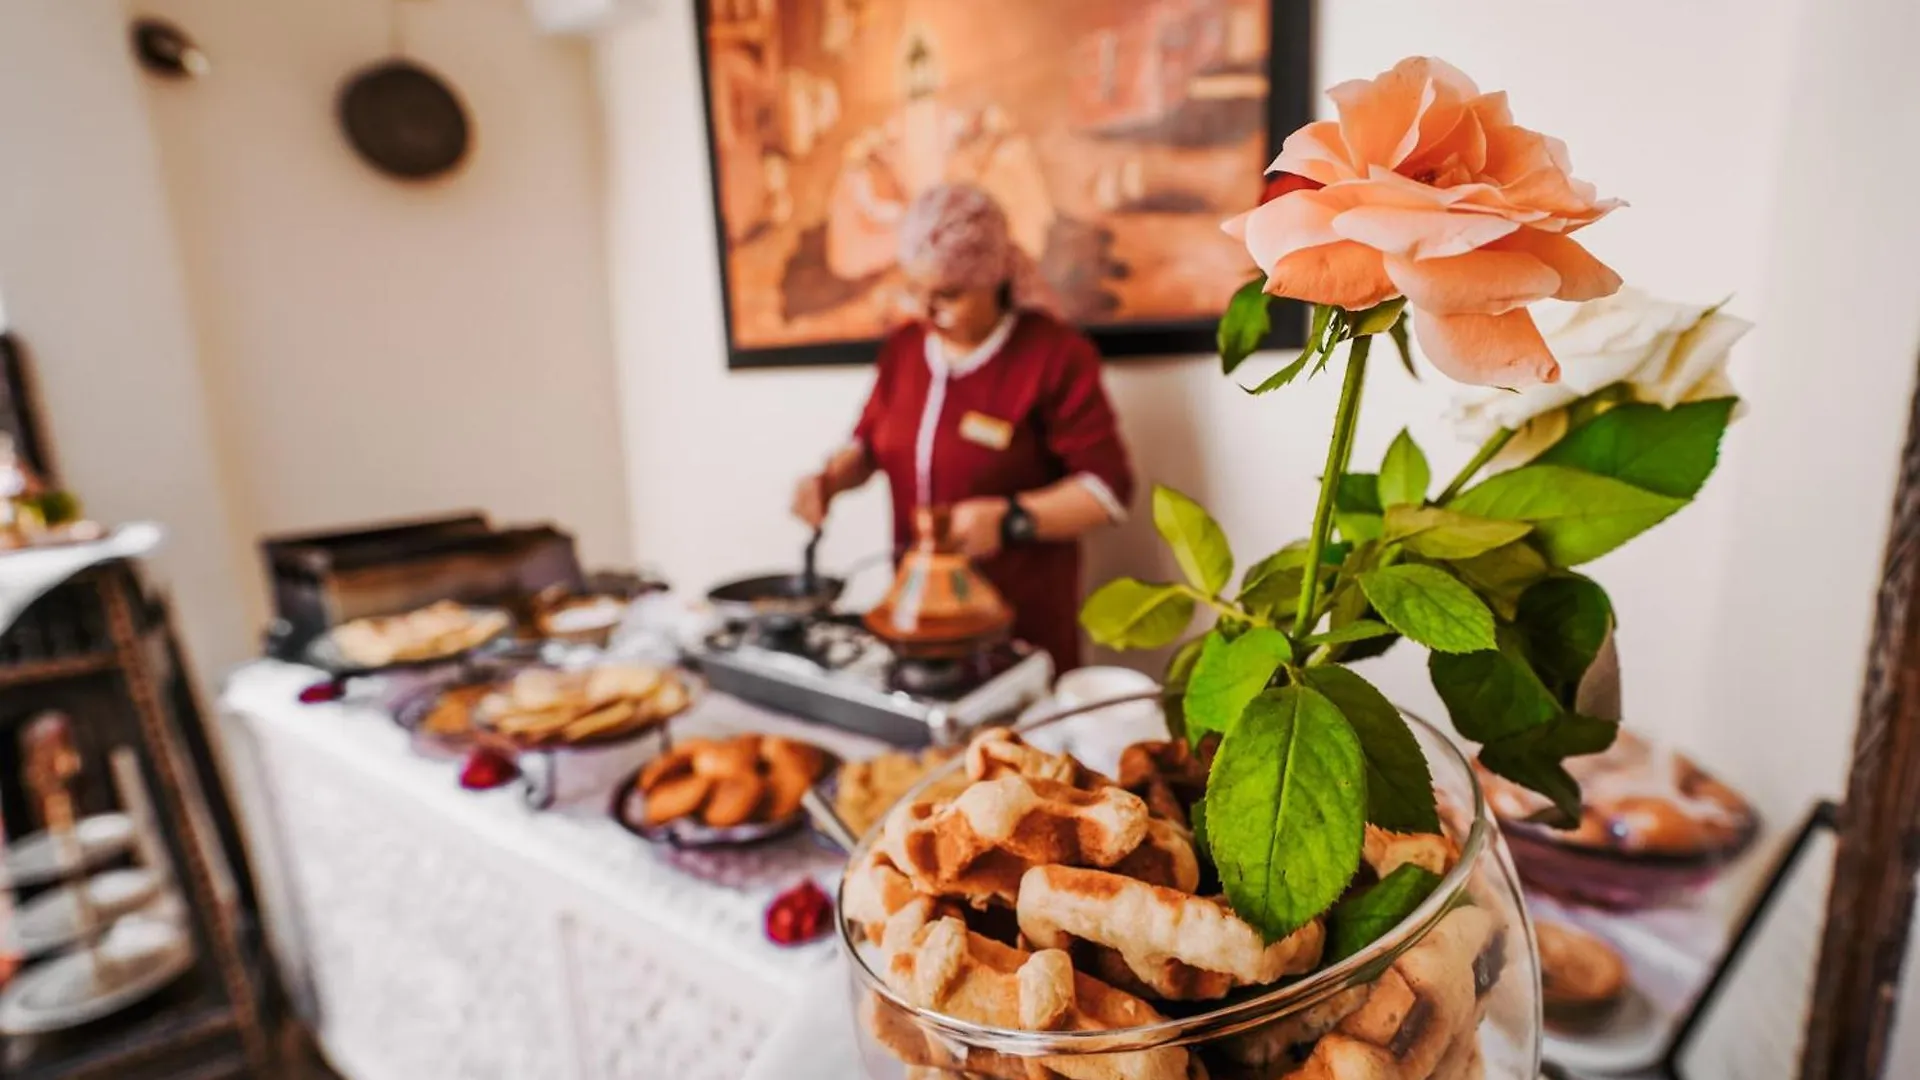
(840, 723, 1544, 1080)
(1478, 728, 1758, 909)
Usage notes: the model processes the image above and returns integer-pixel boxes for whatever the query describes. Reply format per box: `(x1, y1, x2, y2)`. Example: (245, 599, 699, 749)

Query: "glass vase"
(837, 711, 1542, 1080)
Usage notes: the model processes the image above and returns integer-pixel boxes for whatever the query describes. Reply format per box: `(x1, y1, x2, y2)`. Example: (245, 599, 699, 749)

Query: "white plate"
(1544, 982, 1667, 1075)
(0, 915, 194, 1035)
(2, 814, 136, 889)
(9, 868, 167, 957)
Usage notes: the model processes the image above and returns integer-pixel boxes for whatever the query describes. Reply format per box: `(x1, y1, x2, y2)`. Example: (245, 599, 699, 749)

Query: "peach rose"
(1224, 57, 1623, 387)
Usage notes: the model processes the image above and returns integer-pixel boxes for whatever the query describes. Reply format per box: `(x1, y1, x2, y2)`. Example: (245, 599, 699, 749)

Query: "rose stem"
(1293, 332, 1371, 640)
(1436, 427, 1515, 504)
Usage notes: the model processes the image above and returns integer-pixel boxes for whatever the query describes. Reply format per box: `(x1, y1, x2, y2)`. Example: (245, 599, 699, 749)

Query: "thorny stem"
(1293, 334, 1371, 640)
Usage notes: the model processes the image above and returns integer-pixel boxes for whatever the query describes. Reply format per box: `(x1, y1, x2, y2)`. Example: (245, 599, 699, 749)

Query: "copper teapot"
(864, 506, 1013, 658)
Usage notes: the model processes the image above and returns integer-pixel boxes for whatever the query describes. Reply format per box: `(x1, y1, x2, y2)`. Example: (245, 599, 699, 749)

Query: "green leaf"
(1336, 473, 1383, 515)
(1307, 302, 1334, 352)
(1479, 714, 1620, 824)
(1241, 567, 1306, 621)
(1247, 351, 1314, 395)
(1386, 506, 1533, 561)
(1189, 797, 1209, 856)
(1448, 465, 1687, 567)
(1447, 541, 1551, 620)
(1387, 313, 1416, 380)
(1080, 578, 1195, 650)
(1535, 399, 1737, 500)
(1219, 276, 1274, 375)
(1301, 621, 1396, 648)
(1377, 430, 1431, 508)
(1514, 576, 1614, 703)
(1301, 666, 1438, 834)
(1351, 296, 1408, 338)
(1335, 512, 1385, 544)
(1428, 642, 1561, 744)
(1183, 629, 1293, 744)
(1208, 687, 1366, 941)
(1358, 565, 1496, 654)
(1328, 865, 1444, 961)
(1153, 485, 1234, 596)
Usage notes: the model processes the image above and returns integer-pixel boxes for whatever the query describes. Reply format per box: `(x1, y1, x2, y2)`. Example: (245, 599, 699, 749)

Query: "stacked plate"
(0, 812, 194, 1035)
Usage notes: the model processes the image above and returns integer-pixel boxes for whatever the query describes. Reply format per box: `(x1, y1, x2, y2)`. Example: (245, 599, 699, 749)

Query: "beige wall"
(0, 0, 254, 673)
(137, 0, 633, 576)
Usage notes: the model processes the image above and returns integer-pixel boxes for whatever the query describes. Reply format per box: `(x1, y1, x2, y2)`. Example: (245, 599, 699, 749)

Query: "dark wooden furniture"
(0, 562, 279, 1078)
(1801, 363, 1920, 1079)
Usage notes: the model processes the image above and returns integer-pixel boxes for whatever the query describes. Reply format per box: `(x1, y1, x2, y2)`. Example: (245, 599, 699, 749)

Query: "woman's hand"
(948, 497, 1008, 560)
(791, 473, 831, 528)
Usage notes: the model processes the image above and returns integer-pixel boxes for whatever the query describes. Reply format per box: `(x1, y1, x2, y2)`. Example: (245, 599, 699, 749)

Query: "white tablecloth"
(221, 660, 883, 1080)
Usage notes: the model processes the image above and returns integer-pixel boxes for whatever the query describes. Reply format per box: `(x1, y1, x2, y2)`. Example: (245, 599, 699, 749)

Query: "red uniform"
(853, 312, 1135, 670)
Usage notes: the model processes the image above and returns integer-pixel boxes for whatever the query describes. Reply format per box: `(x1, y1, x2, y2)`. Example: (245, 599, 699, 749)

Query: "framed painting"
(695, 0, 1313, 369)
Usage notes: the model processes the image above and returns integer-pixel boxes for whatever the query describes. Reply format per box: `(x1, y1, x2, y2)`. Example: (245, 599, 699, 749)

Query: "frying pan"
(338, 1, 469, 180)
(705, 571, 845, 626)
(706, 529, 867, 626)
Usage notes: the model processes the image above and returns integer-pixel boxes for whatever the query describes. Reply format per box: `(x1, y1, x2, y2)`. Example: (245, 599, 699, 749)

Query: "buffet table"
(221, 660, 883, 1080)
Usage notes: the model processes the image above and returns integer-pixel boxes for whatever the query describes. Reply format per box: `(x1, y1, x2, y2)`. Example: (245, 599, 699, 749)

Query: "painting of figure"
(698, 0, 1311, 367)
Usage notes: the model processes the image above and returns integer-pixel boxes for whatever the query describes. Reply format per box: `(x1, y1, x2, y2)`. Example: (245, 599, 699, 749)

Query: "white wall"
(136, 0, 634, 574)
(594, 0, 1919, 829)
(0, 0, 254, 673)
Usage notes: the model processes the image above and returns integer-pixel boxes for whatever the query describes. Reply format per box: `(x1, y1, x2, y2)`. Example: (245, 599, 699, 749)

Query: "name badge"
(959, 410, 1013, 451)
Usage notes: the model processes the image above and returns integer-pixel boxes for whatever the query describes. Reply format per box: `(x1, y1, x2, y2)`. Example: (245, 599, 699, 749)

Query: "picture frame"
(692, 0, 1313, 370)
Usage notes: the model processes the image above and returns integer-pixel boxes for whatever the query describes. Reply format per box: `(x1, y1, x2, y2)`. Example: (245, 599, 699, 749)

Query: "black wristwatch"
(1001, 496, 1038, 546)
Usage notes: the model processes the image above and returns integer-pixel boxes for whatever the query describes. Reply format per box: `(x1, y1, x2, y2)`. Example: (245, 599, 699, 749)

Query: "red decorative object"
(765, 878, 833, 946)
(297, 679, 345, 704)
(458, 748, 520, 790)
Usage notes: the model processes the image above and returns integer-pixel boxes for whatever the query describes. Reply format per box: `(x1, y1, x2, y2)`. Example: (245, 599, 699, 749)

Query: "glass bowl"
(1477, 729, 1760, 910)
(837, 710, 1544, 1080)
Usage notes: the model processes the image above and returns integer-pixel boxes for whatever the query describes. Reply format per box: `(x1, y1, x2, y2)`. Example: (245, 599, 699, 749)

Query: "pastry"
(1118, 740, 1210, 827)
(1017, 866, 1323, 994)
(854, 728, 1503, 1080)
(634, 732, 831, 832)
(1535, 920, 1627, 1029)
(834, 747, 966, 838)
(881, 775, 1151, 905)
(435, 663, 688, 748)
(329, 601, 510, 668)
(885, 913, 1188, 1080)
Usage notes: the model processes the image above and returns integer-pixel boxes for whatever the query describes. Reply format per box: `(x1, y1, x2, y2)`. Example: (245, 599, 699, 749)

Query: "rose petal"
(1637, 309, 1752, 408)
(1272, 120, 1362, 186)
(1386, 248, 1560, 316)
(1265, 240, 1397, 310)
(1232, 190, 1344, 270)
(1493, 230, 1622, 301)
(1414, 309, 1561, 387)
(1327, 59, 1436, 169)
(1333, 204, 1519, 260)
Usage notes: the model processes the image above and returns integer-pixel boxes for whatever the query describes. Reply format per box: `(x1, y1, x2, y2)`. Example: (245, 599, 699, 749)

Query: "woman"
(792, 184, 1134, 671)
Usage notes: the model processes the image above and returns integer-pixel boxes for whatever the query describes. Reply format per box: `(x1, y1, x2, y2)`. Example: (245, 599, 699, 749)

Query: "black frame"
(692, 0, 1314, 370)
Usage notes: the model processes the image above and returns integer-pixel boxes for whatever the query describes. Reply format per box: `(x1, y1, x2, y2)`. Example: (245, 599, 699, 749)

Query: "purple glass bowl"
(1500, 815, 1759, 911)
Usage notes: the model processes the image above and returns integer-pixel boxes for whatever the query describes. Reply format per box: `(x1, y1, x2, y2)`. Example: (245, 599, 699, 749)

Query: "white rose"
(1447, 287, 1751, 468)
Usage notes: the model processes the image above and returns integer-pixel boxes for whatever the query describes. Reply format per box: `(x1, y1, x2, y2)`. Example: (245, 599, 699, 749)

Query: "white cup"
(1028, 666, 1164, 778)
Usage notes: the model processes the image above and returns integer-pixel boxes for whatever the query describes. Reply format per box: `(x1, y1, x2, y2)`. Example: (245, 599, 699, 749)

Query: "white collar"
(923, 312, 1018, 378)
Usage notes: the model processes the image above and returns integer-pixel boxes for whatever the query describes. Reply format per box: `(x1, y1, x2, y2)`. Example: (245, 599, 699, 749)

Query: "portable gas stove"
(688, 614, 1053, 746)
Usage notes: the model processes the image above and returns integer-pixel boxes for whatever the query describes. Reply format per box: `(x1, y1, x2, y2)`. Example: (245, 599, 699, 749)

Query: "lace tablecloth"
(221, 660, 884, 1080)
